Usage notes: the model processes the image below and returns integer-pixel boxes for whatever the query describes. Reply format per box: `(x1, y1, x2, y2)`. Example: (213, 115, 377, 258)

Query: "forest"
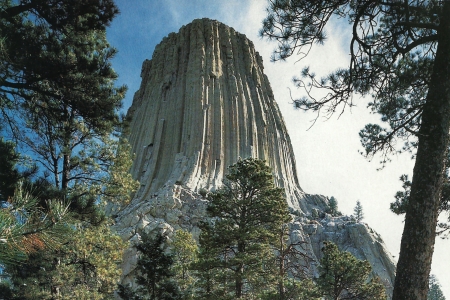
(1, 1, 449, 299)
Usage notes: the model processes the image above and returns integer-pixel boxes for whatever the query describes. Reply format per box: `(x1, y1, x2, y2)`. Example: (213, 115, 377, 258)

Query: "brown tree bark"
(393, 2, 450, 299)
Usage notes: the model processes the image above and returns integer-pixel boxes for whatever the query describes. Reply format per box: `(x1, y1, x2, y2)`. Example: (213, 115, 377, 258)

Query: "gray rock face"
(116, 18, 396, 297)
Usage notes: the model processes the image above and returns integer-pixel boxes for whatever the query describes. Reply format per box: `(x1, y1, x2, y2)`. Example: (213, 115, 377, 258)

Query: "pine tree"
(0, 1, 136, 298)
(353, 200, 364, 222)
(327, 196, 341, 217)
(171, 230, 198, 299)
(428, 275, 446, 300)
(118, 233, 181, 300)
(0, 183, 72, 266)
(317, 242, 386, 300)
(0, 137, 72, 265)
(195, 158, 291, 298)
(0, 0, 123, 129)
(0, 0, 134, 217)
(0, 138, 21, 201)
(261, 2, 450, 298)
(2, 132, 138, 298)
(4, 221, 127, 299)
(56, 223, 127, 299)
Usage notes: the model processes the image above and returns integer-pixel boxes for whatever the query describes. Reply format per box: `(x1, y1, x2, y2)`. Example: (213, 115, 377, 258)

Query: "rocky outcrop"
(125, 18, 308, 211)
(116, 18, 396, 297)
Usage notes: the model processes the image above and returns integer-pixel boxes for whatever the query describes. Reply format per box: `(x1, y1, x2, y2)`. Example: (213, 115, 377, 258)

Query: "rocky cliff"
(116, 18, 396, 297)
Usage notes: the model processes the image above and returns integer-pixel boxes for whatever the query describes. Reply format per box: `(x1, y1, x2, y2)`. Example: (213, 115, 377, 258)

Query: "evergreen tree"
(5, 222, 127, 299)
(0, 0, 134, 220)
(391, 172, 450, 238)
(0, 183, 71, 266)
(3, 133, 137, 298)
(0, 138, 21, 201)
(195, 158, 291, 298)
(317, 242, 386, 300)
(353, 200, 364, 222)
(171, 230, 198, 299)
(191, 224, 230, 300)
(118, 233, 181, 300)
(0, 137, 72, 265)
(0, 1, 136, 298)
(428, 275, 446, 300)
(57, 223, 127, 299)
(327, 196, 341, 217)
(261, 1, 450, 298)
(0, 0, 123, 129)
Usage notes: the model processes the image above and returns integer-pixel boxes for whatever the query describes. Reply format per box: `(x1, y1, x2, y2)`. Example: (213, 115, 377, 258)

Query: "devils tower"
(116, 18, 396, 297)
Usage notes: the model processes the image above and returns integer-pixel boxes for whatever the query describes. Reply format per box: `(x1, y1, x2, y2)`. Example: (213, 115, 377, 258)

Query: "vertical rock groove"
(126, 18, 304, 209)
(117, 19, 397, 297)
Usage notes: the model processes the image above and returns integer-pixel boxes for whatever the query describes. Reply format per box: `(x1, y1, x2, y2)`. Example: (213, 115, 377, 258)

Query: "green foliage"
(391, 172, 450, 237)
(353, 200, 364, 222)
(103, 137, 140, 208)
(171, 230, 198, 298)
(4, 222, 126, 299)
(56, 223, 127, 299)
(261, 2, 450, 297)
(260, 0, 439, 161)
(428, 275, 446, 300)
(118, 233, 181, 300)
(198, 188, 208, 198)
(259, 279, 321, 300)
(0, 138, 21, 200)
(0, 183, 72, 265)
(195, 158, 291, 298)
(0, 0, 135, 214)
(0, 1, 136, 299)
(317, 242, 386, 300)
(327, 196, 341, 217)
(0, 0, 123, 131)
(1, 134, 137, 298)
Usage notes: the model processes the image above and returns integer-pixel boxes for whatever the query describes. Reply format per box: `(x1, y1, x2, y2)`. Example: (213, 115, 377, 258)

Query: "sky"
(107, 1, 449, 297)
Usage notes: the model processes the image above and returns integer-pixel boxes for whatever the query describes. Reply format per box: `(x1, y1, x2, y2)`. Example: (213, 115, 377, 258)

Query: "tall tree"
(317, 242, 386, 300)
(353, 200, 364, 222)
(261, 1, 450, 298)
(196, 158, 291, 298)
(0, 138, 21, 200)
(0, 0, 123, 130)
(55, 223, 127, 299)
(171, 229, 198, 299)
(327, 196, 341, 216)
(0, 0, 131, 209)
(118, 233, 181, 300)
(2, 130, 138, 298)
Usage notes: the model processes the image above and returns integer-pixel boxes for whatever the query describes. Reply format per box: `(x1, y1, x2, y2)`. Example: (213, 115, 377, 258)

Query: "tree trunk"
(62, 152, 70, 190)
(61, 106, 73, 191)
(278, 229, 285, 300)
(236, 241, 245, 298)
(235, 271, 243, 298)
(393, 3, 450, 299)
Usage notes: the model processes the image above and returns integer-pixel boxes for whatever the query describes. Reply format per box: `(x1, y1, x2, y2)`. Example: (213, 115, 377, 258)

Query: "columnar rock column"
(126, 18, 306, 211)
(116, 18, 396, 297)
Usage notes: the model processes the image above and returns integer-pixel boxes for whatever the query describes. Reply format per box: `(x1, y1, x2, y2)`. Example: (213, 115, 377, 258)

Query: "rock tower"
(116, 18, 396, 297)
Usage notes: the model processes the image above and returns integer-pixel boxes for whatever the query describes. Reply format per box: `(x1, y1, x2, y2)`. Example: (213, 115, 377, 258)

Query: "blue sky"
(106, 1, 449, 296)
(107, 0, 259, 110)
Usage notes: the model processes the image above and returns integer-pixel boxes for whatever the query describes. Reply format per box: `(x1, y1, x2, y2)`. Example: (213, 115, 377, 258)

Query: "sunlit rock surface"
(115, 18, 396, 297)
